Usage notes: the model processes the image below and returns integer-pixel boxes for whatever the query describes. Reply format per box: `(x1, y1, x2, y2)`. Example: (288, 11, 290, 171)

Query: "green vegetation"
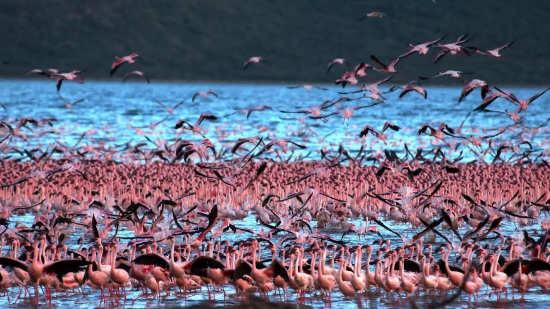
(0, 0, 548, 85)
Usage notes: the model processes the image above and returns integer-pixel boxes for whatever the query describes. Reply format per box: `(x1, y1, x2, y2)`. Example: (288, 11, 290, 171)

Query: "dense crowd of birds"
(1, 13, 550, 309)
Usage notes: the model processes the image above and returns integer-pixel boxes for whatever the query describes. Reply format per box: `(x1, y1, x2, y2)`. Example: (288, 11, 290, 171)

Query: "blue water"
(1, 79, 548, 163)
(0, 79, 549, 309)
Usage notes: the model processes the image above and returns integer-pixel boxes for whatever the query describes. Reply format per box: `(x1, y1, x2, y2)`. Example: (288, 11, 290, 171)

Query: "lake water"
(1, 79, 548, 163)
(1, 79, 549, 308)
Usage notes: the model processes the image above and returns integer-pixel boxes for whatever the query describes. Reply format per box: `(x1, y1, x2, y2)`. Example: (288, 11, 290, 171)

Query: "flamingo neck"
(355, 250, 362, 277)
(294, 252, 300, 275)
(252, 245, 258, 270)
(365, 249, 372, 277)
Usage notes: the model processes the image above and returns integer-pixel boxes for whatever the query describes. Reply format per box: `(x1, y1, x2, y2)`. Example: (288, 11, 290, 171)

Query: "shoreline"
(0, 77, 547, 89)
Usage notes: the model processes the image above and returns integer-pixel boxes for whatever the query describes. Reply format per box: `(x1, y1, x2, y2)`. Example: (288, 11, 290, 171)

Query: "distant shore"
(0, 77, 547, 89)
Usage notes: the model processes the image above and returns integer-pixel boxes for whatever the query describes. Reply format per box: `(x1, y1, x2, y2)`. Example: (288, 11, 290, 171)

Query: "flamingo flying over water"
(110, 53, 142, 76)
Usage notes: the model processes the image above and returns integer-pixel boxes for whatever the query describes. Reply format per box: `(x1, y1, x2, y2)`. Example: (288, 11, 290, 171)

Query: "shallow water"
(1, 80, 549, 308)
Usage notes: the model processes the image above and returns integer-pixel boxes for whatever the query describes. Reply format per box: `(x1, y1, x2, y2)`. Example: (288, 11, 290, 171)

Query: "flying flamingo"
(191, 204, 219, 249)
(122, 71, 150, 83)
(419, 70, 474, 82)
(286, 85, 329, 92)
(398, 36, 446, 58)
(473, 87, 515, 111)
(192, 90, 218, 102)
(433, 33, 477, 63)
(370, 55, 403, 74)
(417, 122, 454, 145)
(246, 105, 273, 119)
(359, 121, 400, 141)
(327, 58, 349, 73)
(335, 72, 358, 88)
(60, 98, 85, 109)
(175, 113, 218, 137)
(359, 12, 386, 20)
(352, 62, 377, 79)
(280, 100, 338, 120)
(494, 86, 550, 111)
(311, 102, 382, 125)
(26, 69, 59, 78)
(459, 79, 489, 102)
(389, 82, 428, 99)
(243, 57, 266, 70)
(339, 75, 393, 96)
(155, 99, 184, 114)
(110, 53, 142, 76)
(51, 72, 84, 91)
(468, 40, 515, 61)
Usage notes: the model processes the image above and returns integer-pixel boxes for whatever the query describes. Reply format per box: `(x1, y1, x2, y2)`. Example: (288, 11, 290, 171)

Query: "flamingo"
(109, 243, 130, 303)
(154, 99, 184, 114)
(494, 86, 550, 111)
(243, 57, 266, 70)
(419, 70, 474, 82)
(419, 255, 438, 295)
(286, 85, 328, 92)
(433, 33, 476, 63)
(370, 55, 403, 74)
(26, 68, 58, 78)
(0, 235, 91, 305)
(399, 257, 417, 298)
(337, 255, 356, 297)
(462, 268, 479, 306)
(359, 12, 386, 20)
(51, 72, 84, 91)
(292, 248, 311, 300)
(110, 53, 142, 76)
(468, 40, 515, 61)
(399, 36, 446, 58)
(383, 253, 401, 298)
(459, 79, 489, 102)
(316, 247, 336, 299)
(327, 58, 349, 73)
(122, 71, 150, 83)
(192, 90, 218, 102)
(350, 246, 366, 293)
(86, 246, 112, 306)
(389, 82, 428, 99)
(246, 105, 273, 119)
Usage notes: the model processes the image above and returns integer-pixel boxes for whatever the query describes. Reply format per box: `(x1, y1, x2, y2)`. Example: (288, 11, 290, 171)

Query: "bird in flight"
(243, 57, 266, 70)
(192, 90, 218, 102)
(359, 12, 386, 20)
(327, 58, 349, 73)
(122, 71, 150, 83)
(286, 85, 329, 92)
(110, 53, 142, 76)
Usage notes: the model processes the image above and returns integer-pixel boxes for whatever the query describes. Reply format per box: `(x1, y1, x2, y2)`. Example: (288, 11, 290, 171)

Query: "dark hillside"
(0, 0, 548, 85)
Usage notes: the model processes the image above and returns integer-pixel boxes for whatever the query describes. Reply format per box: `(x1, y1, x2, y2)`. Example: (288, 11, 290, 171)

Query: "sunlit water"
(1, 80, 549, 308)
(0, 80, 548, 162)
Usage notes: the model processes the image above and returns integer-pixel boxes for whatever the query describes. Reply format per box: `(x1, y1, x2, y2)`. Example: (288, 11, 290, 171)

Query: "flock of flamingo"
(1, 19, 550, 309)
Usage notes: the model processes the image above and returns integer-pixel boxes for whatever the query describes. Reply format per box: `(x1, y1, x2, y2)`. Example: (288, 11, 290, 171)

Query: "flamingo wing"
(0, 256, 27, 271)
(56, 77, 64, 91)
(369, 55, 388, 70)
(527, 87, 550, 105)
(496, 40, 515, 51)
(110, 59, 126, 76)
(131, 253, 170, 270)
(43, 259, 92, 281)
